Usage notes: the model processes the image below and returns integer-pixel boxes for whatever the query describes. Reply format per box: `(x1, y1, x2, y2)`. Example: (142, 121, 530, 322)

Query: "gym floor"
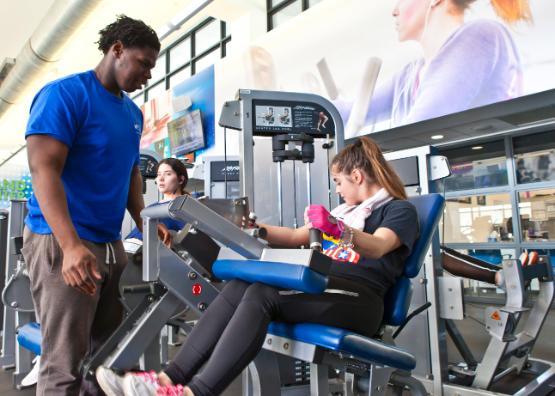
(0, 360, 242, 396)
(1, 302, 555, 395)
(0, 340, 242, 396)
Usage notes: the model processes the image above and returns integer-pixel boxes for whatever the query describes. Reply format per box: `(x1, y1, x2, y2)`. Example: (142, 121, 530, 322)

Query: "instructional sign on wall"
(0, 175, 32, 208)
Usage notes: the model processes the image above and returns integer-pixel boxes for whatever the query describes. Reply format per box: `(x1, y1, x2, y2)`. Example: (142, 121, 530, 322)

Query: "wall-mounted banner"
(221, 0, 555, 139)
(0, 174, 32, 208)
(140, 66, 215, 159)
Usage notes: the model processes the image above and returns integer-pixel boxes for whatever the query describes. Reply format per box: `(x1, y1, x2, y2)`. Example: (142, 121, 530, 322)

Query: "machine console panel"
(252, 99, 335, 137)
(139, 153, 159, 179)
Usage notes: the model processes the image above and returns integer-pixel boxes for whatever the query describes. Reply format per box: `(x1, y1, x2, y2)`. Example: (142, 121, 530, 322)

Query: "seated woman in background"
(126, 157, 189, 241)
(96, 137, 419, 396)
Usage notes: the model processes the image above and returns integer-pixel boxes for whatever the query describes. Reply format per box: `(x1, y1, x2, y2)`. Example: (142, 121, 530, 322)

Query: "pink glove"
(306, 205, 342, 239)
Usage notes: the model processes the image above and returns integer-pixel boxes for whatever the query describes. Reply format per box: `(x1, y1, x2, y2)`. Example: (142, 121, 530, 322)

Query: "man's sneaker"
(96, 366, 127, 396)
(20, 356, 40, 387)
(157, 384, 185, 396)
(122, 370, 162, 395)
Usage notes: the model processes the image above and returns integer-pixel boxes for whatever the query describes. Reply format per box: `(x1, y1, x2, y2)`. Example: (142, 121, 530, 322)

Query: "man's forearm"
(31, 168, 80, 250)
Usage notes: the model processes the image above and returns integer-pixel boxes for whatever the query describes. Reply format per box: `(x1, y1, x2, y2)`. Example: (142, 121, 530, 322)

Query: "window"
(168, 67, 191, 88)
(194, 48, 220, 73)
(267, 0, 327, 31)
(169, 38, 191, 72)
(518, 188, 555, 242)
(514, 131, 555, 184)
(195, 20, 221, 55)
(269, 1, 303, 30)
(132, 18, 230, 103)
(150, 53, 167, 85)
(132, 95, 145, 108)
(439, 130, 555, 286)
(438, 140, 508, 192)
(146, 81, 166, 101)
(443, 194, 513, 243)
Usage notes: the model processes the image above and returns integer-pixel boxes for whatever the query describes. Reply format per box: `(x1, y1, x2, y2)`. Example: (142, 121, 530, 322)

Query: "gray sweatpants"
(21, 227, 127, 396)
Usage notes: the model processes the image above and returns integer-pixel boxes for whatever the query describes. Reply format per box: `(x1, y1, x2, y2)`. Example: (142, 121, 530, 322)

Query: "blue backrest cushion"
(383, 276, 413, 326)
(403, 194, 445, 278)
(383, 194, 444, 325)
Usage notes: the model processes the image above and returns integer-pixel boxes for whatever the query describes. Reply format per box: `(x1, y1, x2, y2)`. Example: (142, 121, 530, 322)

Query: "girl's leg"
(187, 283, 281, 396)
(163, 279, 251, 385)
(187, 284, 383, 396)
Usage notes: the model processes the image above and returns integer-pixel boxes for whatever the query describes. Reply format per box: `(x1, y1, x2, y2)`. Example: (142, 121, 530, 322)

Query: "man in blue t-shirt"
(22, 16, 170, 395)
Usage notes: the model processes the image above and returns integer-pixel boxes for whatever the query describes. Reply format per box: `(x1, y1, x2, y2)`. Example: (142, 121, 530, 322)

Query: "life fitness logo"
(192, 283, 202, 296)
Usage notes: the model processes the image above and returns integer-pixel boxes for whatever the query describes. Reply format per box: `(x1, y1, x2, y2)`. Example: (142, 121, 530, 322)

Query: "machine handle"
(309, 228, 323, 252)
(122, 284, 154, 294)
(141, 202, 171, 219)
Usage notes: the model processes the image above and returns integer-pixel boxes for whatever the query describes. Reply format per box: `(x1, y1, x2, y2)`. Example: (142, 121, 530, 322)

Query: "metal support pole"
(310, 363, 329, 395)
(445, 319, 478, 368)
(1, 200, 27, 369)
(277, 162, 283, 226)
(292, 160, 298, 228)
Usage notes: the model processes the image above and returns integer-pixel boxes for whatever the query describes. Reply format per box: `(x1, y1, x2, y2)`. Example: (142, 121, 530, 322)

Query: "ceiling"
(0, 0, 57, 62)
(2, 0, 553, 166)
(0, 0, 224, 163)
(0, 0, 269, 165)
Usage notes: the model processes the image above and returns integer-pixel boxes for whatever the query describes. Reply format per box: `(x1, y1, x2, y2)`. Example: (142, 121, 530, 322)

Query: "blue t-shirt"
(25, 70, 143, 243)
(126, 201, 186, 240)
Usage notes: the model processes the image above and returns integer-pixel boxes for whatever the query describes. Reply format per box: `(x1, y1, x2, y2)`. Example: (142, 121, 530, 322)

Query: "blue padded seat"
(269, 322, 416, 371)
(213, 194, 445, 372)
(17, 322, 41, 356)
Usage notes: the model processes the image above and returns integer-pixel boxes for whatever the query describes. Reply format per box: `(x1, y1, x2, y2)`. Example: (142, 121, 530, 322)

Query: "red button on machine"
(192, 283, 202, 295)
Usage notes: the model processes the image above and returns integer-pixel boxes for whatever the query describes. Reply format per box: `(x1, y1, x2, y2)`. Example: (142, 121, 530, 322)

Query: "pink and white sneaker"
(157, 384, 185, 395)
(122, 370, 163, 395)
(96, 366, 127, 396)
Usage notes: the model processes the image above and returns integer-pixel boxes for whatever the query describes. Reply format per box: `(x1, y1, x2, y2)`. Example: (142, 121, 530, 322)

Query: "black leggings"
(163, 280, 383, 396)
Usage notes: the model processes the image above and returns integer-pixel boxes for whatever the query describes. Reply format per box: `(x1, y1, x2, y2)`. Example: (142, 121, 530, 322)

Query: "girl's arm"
(259, 223, 311, 247)
(349, 227, 402, 259)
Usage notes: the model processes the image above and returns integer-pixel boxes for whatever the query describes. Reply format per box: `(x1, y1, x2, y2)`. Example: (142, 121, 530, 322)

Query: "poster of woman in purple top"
(220, 0, 552, 139)
(343, 0, 532, 135)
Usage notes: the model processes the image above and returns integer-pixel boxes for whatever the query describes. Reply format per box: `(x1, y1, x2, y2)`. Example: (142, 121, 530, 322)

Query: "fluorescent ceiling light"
(157, 0, 213, 41)
(472, 146, 483, 150)
(431, 134, 444, 140)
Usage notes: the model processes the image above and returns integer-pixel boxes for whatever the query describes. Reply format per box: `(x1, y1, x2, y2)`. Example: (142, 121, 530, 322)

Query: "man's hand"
(157, 223, 172, 247)
(62, 243, 102, 295)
